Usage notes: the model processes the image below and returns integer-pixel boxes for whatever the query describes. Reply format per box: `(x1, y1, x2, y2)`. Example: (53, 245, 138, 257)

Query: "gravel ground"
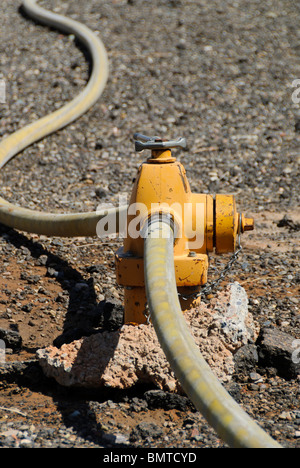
(0, 0, 299, 449)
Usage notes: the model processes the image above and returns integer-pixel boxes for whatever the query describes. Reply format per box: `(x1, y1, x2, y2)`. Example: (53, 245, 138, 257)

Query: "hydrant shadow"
(52, 330, 127, 448)
(52, 328, 122, 388)
(0, 223, 125, 446)
(0, 224, 123, 345)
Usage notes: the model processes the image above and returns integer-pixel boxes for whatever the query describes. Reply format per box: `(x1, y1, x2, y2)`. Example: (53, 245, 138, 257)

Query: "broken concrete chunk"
(212, 282, 259, 351)
(36, 283, 258, 391)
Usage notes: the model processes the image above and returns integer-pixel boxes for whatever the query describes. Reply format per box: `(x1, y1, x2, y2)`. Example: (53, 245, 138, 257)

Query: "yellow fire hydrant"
(115, 134, 254, 324)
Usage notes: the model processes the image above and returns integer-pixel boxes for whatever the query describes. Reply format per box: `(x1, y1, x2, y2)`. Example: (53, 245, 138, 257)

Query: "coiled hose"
(0, 0, 127, 237)
(144, 219, 282, 448)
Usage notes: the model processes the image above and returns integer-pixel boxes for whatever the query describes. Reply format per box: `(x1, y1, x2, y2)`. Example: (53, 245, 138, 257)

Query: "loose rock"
(257, 328, 300, 379)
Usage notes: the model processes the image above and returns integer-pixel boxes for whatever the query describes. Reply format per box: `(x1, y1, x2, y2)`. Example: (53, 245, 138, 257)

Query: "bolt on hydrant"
(115, 134, 254, 325)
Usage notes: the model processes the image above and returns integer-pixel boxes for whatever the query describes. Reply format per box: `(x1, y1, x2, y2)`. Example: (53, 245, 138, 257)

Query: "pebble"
(69, 410, 81, 419)
(279, 411, 293, 421)
(19, 438, 34, 448)
(249, 372, 263, 382)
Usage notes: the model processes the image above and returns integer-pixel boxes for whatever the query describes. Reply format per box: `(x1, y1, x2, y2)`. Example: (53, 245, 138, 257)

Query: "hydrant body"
(115, 135, 253, 324)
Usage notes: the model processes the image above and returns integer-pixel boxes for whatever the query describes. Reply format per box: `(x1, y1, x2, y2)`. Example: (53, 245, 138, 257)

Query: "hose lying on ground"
(0, 1, 283, 449)
(144, 218, 282, 449)
(0, 0, 126, 237)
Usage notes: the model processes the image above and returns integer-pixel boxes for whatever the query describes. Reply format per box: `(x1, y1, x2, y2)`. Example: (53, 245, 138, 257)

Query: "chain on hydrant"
(115, 134, 254, 324)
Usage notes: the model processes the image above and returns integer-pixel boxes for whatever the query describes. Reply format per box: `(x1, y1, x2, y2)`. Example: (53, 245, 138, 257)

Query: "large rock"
(37, 283, 259, 391)
(257, 327, 300, 379)
(0, 328, 22, 350)
(233, 344, 259, 375)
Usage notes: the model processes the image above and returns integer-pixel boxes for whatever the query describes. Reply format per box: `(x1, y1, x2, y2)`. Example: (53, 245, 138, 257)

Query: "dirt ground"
(0, 0, 299, 449)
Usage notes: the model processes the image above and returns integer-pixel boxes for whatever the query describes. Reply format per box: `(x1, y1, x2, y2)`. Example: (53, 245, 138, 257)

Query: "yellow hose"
(0, 1, 283, 448)
(0, 0, 126, 237)
(144, 219, 282, 448)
